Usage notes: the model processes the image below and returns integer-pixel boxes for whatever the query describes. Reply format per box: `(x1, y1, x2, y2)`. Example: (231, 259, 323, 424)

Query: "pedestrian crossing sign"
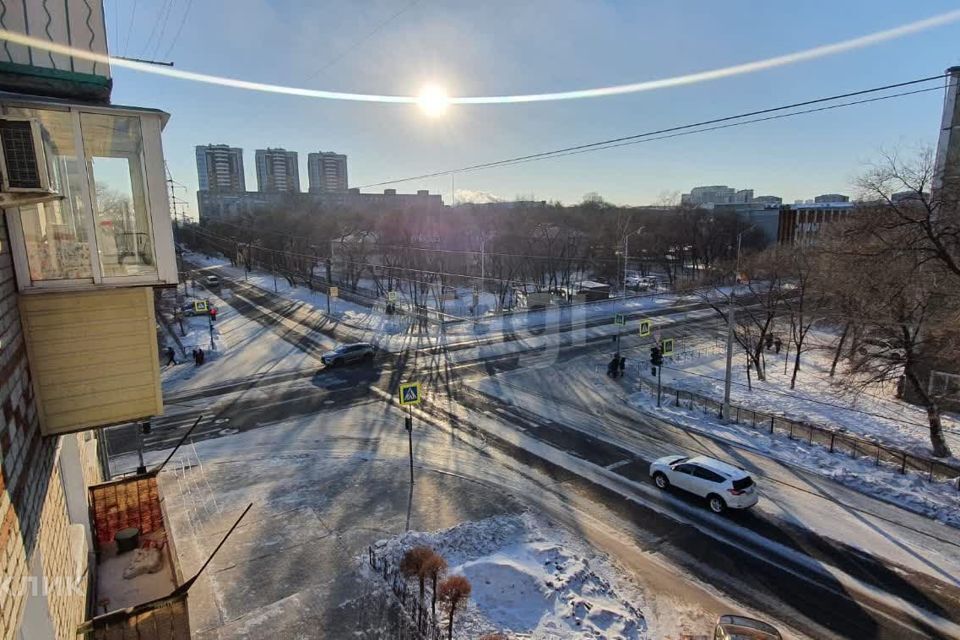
(639, 319, 652, 337)
(614, 313, 626, 326)
(329, 286, 339, 298)
(193, 300, 208, 313)
(661, 337, 674, 356)
(399, 382, 422, 406)
(387, 291, 397, 302)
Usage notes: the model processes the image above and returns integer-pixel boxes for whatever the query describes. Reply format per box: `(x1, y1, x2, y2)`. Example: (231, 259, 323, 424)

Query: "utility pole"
(406, 408, 414, 486)
(722, 232, 744, 421)
(618, 228, 643, 358)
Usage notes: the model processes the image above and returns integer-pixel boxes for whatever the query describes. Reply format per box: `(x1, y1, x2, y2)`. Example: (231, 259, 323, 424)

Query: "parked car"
(714, 614, 782, 640)
(649, 455, 758, 513)
(204, 275, 221, 288)
(320, 343, 375, 367)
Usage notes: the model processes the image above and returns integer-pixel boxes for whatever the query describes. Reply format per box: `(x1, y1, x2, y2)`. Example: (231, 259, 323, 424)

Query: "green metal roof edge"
(0, 61, 111, 87)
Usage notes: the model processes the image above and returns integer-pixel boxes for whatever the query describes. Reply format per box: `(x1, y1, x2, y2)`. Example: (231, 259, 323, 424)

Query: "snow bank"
(368, 512, 647, 639)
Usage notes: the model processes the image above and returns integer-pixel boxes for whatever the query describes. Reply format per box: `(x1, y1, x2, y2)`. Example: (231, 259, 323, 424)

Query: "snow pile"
(368, 512, 647, 639)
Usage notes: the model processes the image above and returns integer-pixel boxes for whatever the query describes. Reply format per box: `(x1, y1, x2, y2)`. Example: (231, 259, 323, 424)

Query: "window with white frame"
(2, 102, 176, 290)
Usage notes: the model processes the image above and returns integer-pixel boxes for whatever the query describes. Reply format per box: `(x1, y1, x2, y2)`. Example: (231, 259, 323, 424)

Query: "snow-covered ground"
(158, 282, 322, 396)
(369, 512, 648, 639)
(182, 250, 714, 346)
(653, 329, 960, 458)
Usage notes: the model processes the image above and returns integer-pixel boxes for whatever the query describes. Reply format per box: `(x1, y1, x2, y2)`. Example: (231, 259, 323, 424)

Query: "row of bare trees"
(692, 150, 960, 458)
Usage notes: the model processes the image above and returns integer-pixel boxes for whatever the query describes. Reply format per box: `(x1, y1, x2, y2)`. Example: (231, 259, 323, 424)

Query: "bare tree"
(437, 575, 472, 640)
(829, 205, 957, 457)
(854, 148, 960, 285)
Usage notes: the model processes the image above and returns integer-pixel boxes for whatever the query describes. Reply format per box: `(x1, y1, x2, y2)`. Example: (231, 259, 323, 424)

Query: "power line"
(122, 0, 138, 57)
(303, 0, 422, 82)
(161, 0, 193, 61)
(141, 0, 174, 60)
(358, 74, 949, 188)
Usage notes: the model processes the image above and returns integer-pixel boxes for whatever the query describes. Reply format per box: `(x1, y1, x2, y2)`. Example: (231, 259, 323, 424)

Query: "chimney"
(932, 66, 960, 195)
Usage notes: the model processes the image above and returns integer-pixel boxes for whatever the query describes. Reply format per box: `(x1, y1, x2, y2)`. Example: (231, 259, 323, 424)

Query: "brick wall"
(0, 214, 89, 640)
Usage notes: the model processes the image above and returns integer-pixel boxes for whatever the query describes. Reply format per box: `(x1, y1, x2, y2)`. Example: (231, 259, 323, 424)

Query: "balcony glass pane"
(81, 113, 156, 278)
(5, 108, 93, 281)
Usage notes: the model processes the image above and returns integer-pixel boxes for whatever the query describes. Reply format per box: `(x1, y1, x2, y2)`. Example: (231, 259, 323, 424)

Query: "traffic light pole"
(657, 363, 662, 407)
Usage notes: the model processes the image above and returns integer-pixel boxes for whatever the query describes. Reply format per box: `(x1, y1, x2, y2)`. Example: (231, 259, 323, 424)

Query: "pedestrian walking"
(619, 356, 626, 377)
(774, 337, 782, 354)
(210, 307, 218, 322)
(607, 356, 619, 378)
(192, 348, 199, 366)
(197, 347, 205, 365)
(765, 334, 774, 351)
(165, 346, 177, 366)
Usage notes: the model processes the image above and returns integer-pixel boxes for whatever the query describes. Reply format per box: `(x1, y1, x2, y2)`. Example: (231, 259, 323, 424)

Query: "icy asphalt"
(103, 265, 960, 639)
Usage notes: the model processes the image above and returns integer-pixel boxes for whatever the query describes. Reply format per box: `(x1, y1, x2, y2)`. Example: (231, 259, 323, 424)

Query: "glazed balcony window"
(2, 101, 176, 290)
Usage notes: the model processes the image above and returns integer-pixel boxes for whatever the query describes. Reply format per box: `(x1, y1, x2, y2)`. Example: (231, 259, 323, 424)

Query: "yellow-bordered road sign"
(661, 337, 675, 356)
(193, 300, 208, 313)
(387, 291, 397, 302)
(399, 382, 422, 406)
(639, 319, 652, 337)
(329, 286, 339, 298)
(614, 313, 626, 326)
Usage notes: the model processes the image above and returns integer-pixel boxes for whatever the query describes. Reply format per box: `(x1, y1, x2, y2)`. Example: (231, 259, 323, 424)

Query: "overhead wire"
(359, 75, 951, 187)
(122, 0, 138, 57)
(161, 0, 193, 61)
(303, 0, 422, 82)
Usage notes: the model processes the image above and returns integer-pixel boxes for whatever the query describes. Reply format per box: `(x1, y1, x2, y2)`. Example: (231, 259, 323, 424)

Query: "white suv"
(649, 455, 758, 513)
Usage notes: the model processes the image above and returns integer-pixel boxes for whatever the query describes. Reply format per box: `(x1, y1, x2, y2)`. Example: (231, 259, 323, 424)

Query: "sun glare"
(417, 85, 450, 117)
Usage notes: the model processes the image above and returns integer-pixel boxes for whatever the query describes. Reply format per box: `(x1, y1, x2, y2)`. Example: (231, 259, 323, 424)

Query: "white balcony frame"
(2, 99, 177, 292)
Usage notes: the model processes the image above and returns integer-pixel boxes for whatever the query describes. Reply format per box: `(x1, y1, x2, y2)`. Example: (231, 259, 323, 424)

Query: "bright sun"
(417, 85, 450, 117)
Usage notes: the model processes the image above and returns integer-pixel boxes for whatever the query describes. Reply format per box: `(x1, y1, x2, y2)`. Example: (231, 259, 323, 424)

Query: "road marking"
(606, 458, 634, 471)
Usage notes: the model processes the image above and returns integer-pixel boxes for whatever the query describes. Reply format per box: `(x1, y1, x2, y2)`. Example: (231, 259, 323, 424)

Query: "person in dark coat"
(197, 347, 205, 365)
(607, 356, 619, 378)
(192, 348, 199, 366)
(774, 337, 782, 354)
(165, 346, 177, 366)
(619, 356, 626, 377)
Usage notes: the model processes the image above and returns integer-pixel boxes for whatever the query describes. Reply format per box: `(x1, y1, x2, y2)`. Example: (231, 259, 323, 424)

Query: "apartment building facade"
(0, 1, 179, 637)
(195, 144, 245, 192)
(307, 152, 348, 193)
(255, 148, 300, 193)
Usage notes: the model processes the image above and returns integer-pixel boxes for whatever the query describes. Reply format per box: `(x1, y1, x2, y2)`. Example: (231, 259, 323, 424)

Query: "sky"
(102, 0, 960, 217)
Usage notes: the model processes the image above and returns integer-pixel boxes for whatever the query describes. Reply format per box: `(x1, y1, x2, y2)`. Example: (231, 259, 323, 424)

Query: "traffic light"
(650, 346, 663, 366)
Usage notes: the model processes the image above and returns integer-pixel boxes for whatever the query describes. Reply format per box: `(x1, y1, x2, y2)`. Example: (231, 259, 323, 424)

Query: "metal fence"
(631, 371, 960, 487)
(367, 546, 445, 640)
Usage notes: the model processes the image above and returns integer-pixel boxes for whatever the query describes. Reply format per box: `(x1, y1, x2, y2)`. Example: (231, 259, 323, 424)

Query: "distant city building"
(752, 195, 783, 205)
(778, 202, 856, 246)
(814, 193, 849, 203)
(680, 185, 771, 207)
(195, 144, 245, 192)
(197, 188, 443, 221)
(713, 203, 782, 246)
(308, 151, 348, 192)
(891, 190, 930, 203)
(255, 148, 300, 192)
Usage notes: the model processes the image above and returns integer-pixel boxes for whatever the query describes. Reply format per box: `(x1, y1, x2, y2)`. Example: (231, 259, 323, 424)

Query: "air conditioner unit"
(0, 116, 62, 206)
